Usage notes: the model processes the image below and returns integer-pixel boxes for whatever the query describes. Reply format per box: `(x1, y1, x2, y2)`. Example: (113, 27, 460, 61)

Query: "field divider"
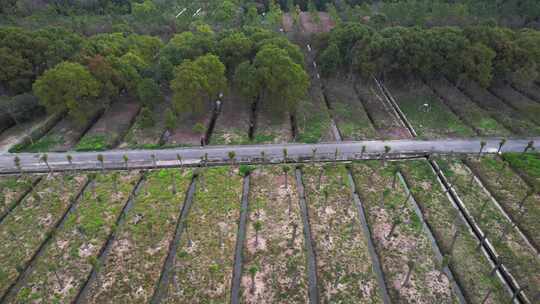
(112, 104, 142, 149)
(427, 159, 528, 303)
(0, 175, 93, 303)
(461, 159, 538, 255)
(230, 174, 250, 304)
(73, 172, 146, 304)
(345, 166, 392, 304)
(396, 171, 466, 304)
(294, 168, 320, 304)
(150, 173, 198, 303)
(372, 76, 417, 137)
(0, 176, 42, 225)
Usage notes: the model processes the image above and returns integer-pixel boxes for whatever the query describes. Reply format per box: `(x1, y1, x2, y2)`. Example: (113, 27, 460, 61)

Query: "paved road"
(0, 138, 537, 174)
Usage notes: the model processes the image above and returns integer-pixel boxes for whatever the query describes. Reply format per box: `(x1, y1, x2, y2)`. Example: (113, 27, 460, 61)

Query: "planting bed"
(12, 171, 140, 303)
(164, 166, 243, 303)
(0, 173, 87, 298)
(253, 107, 294, 144)
(489, 82, 540, 126)
(385, 79, 474, 138)
(21, 109, 102, 152)
(503, 153, 540, 188)
(75, 100, 140, 151)
(166, 111, 211, 147)
(210, 91, 251, 145)
(437, 157, 540, 300)
(427, 79, 511, 136)
(354, 79, 410, 139)
(400, 160, 511, 303)
(0, 175, 37, 221)
(512, 82, 540, 102)
(465, 156, 540, 252)
(351, 161, 457, 303)
(457, 81, 540, 135)
(120, 102, 168, 149)
(302, 164, 382, 302)
(82, 169, 192, 303)
(0, 114, 51, 152)
(323, 75, 378, 140)
(239, 165, 308, 303)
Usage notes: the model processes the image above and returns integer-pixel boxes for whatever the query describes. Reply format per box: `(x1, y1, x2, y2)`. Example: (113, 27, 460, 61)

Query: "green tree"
(136, 78, 161, 108)
(139, 106, 154, 128)
(165, 108, 177, 130)
(33, 62, 101, 121)
(217, 31, 253, 74)
(253, 45, 309, 112)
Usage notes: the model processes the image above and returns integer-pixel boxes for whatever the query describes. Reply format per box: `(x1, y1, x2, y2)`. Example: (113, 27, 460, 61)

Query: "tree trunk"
(402, 261, 415, 288)
(481, 289, 492, 304)
(289, 223, 298, 248)
(317, 168, 324, 190)
(449, 230, 459, 254)
(387, 220, 398, 239)
(250, 273, 256, 294)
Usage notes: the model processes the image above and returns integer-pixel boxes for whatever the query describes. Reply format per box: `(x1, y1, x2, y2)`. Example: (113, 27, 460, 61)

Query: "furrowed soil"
(502, 153, 540, 188)
(323, 75, 378, 140)
(437, 157, 540, 300)
(427, 78, 511, 136)
(164, 166, 242, 303)
(240, 165, 308, 303)
(489, 82, 540, 126)
(457, 81, 540, 135)
(76, 100, 140, 151)
(354, 78, 410, 139)
(352, 161, 457, 303)
(295, 43, 335, 143)
(0, 173, 87, 298)
(83, 169, 192, 304)
(386, 78, 474, 138)
(166, 112, 211, 147)
(400, 160, 511, 303)
(303, 164, 382, 302)
(210, 90, 250, 145)
(466, 156, 540, 251)
(22, 109, 102, 152)
(255, 107, 294, 144)
(13, 172, 140, 303)
(512, 82, 540, 102)
(120, 102, 168, 149)
(0, 114, 51, 152)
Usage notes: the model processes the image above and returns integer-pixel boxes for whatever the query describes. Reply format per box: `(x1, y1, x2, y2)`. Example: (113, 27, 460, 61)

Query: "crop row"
(0, 156, 537, 302)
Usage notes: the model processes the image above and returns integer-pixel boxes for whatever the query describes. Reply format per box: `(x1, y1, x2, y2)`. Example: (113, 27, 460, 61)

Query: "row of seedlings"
(399, 160, 512, 303)
(323, 75, 378, 140)
(456, 81, 540, 135)
(163, 166, 243, 302)
(384, 78, 475, 138)
(302, 163, 383, 302)
(239, 165, 309, 303)
(427, 78, 511, 137)
(12, 171, 141, 303)
(502, 152, 540, 188)
(465, 155, 540, 252)
(80, 168, 193, 303)
(0, 174, 40, 221)
(0, 173, 88, 297)
(436, 157, 540, 301)
(350, 161, 459, 303)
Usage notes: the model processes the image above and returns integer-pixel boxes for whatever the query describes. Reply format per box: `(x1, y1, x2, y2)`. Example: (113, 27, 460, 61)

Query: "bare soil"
(299, 12, 335, 34)
(210, 90, 251, 145)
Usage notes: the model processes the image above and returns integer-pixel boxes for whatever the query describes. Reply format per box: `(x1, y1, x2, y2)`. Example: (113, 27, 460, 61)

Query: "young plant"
(248, 265, 259, 294)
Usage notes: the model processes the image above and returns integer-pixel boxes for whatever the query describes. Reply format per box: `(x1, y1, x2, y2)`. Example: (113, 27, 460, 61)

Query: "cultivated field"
(0, 153, 537, 303)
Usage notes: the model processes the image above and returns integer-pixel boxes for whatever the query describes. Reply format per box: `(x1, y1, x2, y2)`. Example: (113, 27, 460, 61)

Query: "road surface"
(0, 138, 537, 174)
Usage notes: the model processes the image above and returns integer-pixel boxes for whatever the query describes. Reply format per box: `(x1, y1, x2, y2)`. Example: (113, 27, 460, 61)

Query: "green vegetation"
(83, 169, 192, 303)
(503, 152, 540, 187)
(0, 173, 87, 298)
(14, 172, 140, 303)
(75, 135, 108, 151)
(241, 165, 308, 302)
(352, 161, 456, 302)
(165, 166, 242, 302)
(303, 164, 381, 302)
(0, 175, 35, 217)
(400, 160, 510, 303)
(437, 157, 540, 300)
